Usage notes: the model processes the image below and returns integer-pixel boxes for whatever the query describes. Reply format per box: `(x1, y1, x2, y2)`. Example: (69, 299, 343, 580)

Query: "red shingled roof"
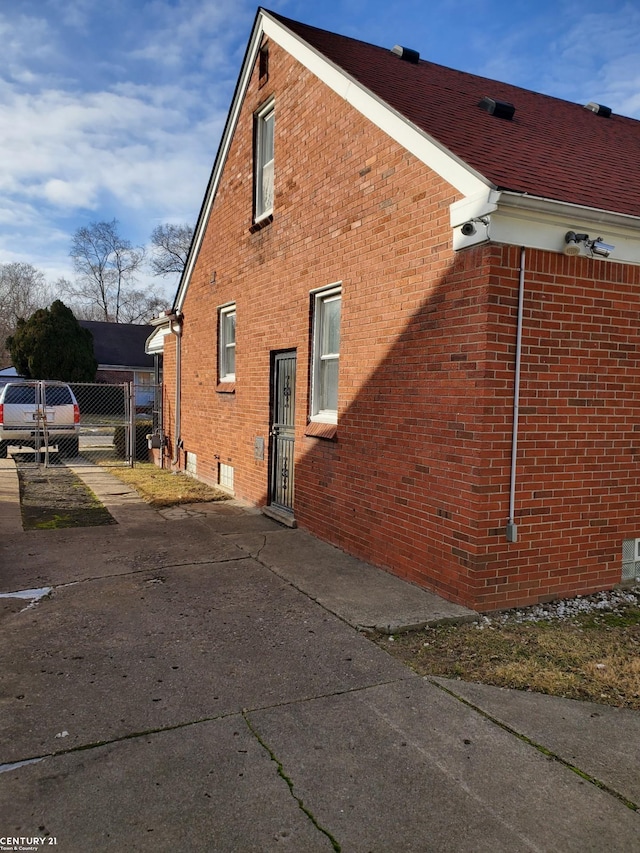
(271, 12, 640, 218)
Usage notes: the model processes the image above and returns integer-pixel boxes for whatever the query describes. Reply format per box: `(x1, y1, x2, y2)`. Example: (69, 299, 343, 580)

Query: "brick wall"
(95, 369, 134, 385)
(472, 247, 640, 609)
(162, 39, 640, 611)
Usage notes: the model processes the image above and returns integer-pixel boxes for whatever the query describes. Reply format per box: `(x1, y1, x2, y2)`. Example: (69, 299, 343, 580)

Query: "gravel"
(480, 586, 640, 626)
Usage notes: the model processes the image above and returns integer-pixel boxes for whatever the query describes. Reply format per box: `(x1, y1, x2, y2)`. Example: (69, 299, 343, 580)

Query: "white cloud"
(0, 0, 638, 294)
(42, 178, 97, 209)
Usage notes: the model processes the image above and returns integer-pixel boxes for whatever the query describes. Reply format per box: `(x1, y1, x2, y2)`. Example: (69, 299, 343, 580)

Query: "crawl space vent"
(621, 539, 640, 582)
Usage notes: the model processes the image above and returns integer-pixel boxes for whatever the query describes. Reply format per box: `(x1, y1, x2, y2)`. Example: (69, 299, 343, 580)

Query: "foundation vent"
(219, 462, 234, 493)
(621, 539, 640, 582)
(186, 452, 197, 476)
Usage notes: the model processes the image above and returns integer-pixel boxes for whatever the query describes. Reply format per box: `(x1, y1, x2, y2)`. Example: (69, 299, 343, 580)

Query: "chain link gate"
(70, 382, 134, 467)
(1, 380, 161, 469)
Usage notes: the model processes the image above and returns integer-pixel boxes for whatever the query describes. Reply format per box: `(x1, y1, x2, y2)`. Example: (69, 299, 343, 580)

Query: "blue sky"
(2, 0, 639, 298)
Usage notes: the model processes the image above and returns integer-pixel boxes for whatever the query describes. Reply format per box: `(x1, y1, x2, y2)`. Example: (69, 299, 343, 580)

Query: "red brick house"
(158, 8, 640, 611)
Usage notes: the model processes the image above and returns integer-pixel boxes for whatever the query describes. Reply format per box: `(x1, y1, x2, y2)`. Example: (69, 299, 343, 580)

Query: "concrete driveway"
(0, 460, 638, 851)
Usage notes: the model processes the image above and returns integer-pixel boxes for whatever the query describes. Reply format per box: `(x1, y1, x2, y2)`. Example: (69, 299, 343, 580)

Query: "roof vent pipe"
(478, 96, 516, 120)
(390, 45, 420, 63)
(584, 101, 612, 118)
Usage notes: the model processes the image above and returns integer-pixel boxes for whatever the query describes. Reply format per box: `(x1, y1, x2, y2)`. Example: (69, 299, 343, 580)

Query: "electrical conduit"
(507, 247, 526, 542)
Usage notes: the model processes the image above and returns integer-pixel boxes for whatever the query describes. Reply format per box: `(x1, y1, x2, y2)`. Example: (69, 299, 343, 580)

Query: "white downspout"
(507, 247, 526, 543)
(169, 313, 183, 466)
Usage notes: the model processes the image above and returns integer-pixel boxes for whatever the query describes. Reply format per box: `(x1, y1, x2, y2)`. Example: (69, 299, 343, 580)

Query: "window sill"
(250, 214, 273, 233)
(304, 421, 337, 440)
(216, 382, 236, 393)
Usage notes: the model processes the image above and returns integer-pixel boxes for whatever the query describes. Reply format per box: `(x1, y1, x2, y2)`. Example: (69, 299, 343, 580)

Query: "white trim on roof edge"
(175, 9, 640, 313)
(174, 15, 265, 311)
(453, 191, 640, 265)
(174, 9, 492, 312)
(260, 13, 489, 197)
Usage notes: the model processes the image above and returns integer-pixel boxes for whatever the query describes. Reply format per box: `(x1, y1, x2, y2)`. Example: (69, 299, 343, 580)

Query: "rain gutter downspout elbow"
(169, 313, 183, 467)
(507, 247, 526, 543)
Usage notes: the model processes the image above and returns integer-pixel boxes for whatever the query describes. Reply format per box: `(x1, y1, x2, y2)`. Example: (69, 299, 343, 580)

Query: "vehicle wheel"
(0, 442, 7, 459)
(59, 437, 79, 458)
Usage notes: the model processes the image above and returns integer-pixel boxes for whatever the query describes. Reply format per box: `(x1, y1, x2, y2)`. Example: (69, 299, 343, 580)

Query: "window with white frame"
(219, 304, 236, 382)
(311, 285, 342, 423)
(254, 101, 274, 221)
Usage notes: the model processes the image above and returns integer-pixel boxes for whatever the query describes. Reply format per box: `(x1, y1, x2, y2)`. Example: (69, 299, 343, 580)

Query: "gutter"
(507, 246, 526, 543)
(167, 312, 183, 466)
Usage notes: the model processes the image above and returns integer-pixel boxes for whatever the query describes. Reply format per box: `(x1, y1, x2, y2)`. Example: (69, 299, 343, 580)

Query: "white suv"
(0, 381, 80, 458)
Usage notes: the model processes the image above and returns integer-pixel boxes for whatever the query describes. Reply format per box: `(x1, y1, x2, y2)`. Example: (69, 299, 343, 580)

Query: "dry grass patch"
(377, 596, 640, 709)
(104, 461, 229, 508)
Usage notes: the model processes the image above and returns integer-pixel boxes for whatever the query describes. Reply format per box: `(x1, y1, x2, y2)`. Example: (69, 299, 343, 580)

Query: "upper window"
(254, 101, 274, 221)
(311, 285, 342, 423)
(219, 304, 236, 382)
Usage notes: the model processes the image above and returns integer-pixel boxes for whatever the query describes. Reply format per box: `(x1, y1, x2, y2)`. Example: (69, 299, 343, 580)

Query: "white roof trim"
(261, 14, 489, 197)
(453, 191, 640, 264)
(175, 17, 265, 311)
(174, 10, 490, 312)
(175, 8, 640, 312)
(145, 324, 171, 355)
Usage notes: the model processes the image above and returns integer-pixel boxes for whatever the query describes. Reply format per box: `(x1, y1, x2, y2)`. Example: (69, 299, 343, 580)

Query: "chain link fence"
(71, 382, 133, 467)
(1, 380, 162, 468)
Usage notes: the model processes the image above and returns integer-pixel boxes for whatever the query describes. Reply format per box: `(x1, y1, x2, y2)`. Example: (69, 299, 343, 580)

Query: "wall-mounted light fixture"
(563, 231, 587, 256)
(590, 238, 615, 258)
(563, 231, 615, 258)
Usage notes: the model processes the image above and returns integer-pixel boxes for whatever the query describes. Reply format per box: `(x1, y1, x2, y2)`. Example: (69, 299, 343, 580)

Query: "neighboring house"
(157, 9, 640, 611)
(79, 320, 156, 406)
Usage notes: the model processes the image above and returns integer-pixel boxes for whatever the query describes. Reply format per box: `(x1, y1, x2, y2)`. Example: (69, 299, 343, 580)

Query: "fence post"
(127, 381, 135, 467)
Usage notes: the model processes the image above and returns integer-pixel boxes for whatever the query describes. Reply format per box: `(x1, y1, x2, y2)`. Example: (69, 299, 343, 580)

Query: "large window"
(219, 303, 236, 382)
(254, 101, 274, 221)
(311, 285, 342, 423)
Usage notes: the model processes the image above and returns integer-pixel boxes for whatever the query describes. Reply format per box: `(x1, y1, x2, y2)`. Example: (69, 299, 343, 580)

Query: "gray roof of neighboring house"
(79, 321, 155, 370)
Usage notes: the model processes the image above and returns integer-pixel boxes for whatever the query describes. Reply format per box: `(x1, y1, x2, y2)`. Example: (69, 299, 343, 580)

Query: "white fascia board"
(146, 324, 171, 355)
(262, 13, 488, 199)
(174, 9, 494, 314)
(487, 193, 640, 265)
(97, 365, 138, 372)
(450, 189, 501, 226)
(174, 18, 265, 312)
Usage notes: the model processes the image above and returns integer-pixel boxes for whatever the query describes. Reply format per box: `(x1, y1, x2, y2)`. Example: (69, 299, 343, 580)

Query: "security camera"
(461, 222, 476, 237)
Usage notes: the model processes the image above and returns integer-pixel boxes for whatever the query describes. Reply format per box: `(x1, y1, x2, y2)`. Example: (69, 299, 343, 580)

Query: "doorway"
(269, 350, 296, 513)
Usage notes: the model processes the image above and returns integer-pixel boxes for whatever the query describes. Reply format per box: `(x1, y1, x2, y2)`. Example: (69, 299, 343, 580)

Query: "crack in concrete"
(21, 555, 252, 592)
(430, 678, 639, 813)
(243, 710, 342, 852)
(1, 712, 240, 770)
(254, 534, 268, 562)
(2, 677, 415, 773)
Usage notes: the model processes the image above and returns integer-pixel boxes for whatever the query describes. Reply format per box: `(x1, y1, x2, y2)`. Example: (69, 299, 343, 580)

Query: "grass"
(102, 460, 229, 508)
(16, 460, 116, 530)
(377, 597, 640, 709)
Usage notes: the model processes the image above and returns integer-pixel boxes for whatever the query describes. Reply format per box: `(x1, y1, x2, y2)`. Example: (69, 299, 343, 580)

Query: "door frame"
(268, 349, 297, 516)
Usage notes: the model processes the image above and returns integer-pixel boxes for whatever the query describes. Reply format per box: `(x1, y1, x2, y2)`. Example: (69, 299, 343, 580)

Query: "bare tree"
(65, 219, 161, 323)
(149, 222, 193, 277)
(0, 262, 52, 365)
